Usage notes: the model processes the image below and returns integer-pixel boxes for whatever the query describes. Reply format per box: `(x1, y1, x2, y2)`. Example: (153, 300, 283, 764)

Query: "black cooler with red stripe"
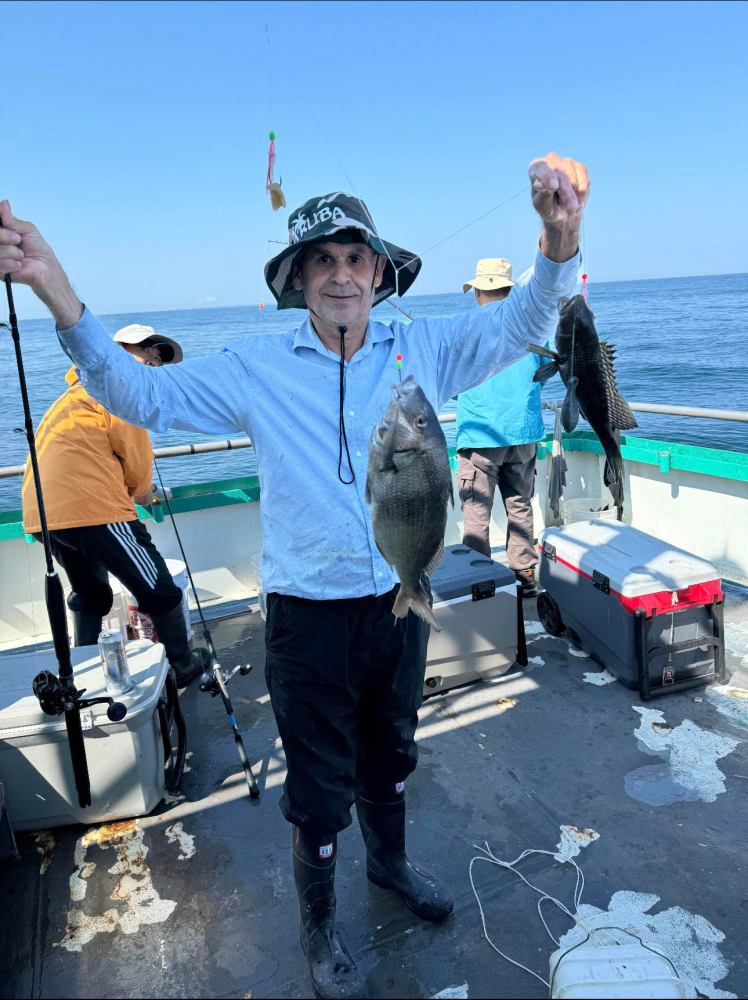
(536, 521, 725, 699)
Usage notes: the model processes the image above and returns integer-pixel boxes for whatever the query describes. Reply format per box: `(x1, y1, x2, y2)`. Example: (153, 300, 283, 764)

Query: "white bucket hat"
(113, 324, 183, 364)
(463, 258, 515, 294)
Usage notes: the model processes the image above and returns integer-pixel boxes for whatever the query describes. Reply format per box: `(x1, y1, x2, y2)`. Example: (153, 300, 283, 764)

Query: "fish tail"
(603, 445, 625, 520)
(392, 586, 441, 631)
(561, 376, 580, 432)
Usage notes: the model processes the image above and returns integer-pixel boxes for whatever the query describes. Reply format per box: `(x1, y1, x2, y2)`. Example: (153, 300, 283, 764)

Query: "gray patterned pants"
(457, 444, 538, 570)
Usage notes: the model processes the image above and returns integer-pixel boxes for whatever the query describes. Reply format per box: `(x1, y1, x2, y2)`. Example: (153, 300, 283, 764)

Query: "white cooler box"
(537, 521, 725, 699)
(0, 640, 173, 831)
(424, 545, 520, 696)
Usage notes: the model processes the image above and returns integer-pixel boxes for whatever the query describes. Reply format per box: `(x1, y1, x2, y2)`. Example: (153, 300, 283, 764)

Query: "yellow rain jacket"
(22, 367, 153, 533)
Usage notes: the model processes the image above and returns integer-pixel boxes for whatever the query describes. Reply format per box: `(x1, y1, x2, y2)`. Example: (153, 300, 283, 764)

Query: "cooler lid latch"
(592, 570, 610, 594)
(472, 580, 496, 601)
(542, 541, 557, 562)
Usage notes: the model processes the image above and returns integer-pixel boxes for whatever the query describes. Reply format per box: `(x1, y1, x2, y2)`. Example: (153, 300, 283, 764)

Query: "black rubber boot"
(515, 568, 542, 599)
(71, 610, 103, 646)
(150, 604, 201, 687)
(292, 827, 366, 1000)
(356, 796, 453, 922)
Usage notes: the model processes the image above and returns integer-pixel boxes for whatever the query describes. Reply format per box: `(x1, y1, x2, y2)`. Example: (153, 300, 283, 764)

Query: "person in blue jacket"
(456, 257, 545, 597)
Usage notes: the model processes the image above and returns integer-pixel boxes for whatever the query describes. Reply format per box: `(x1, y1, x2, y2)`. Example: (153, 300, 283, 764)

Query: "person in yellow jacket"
(22, 323, 201, 687)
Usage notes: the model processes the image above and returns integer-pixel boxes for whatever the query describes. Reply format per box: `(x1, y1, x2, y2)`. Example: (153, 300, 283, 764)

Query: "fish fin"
(393, 586, 441, 631)
(603, 448, 625, 521)
(527, 342, 558, 360)
(598, 342, 638, 430)
(610, 395, 638, 431)
(533, 361, 560, 383)
(375, 543, 394, 568)
(548, 453, 567, 522)
(561, 376, 580, 432)
(371, 532, 394, 567)
(424, 540, 445, 575)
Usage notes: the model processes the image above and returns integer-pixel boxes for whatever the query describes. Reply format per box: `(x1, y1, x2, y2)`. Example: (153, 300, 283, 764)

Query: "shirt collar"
(292, 314, 395, 359)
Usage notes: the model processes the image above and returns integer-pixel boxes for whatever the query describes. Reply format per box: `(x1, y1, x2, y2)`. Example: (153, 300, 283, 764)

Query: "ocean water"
(1, 272, 746, 512)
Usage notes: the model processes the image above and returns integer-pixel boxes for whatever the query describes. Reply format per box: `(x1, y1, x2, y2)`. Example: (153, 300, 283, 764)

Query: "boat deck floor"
(2, 584, 748, 999)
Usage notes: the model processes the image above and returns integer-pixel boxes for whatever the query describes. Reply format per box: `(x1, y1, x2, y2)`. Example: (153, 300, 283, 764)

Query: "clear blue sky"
(4, 0, 747, 318)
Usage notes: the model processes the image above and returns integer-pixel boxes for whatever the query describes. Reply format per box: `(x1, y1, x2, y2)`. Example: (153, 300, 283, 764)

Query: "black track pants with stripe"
(42, 519, 182, 618)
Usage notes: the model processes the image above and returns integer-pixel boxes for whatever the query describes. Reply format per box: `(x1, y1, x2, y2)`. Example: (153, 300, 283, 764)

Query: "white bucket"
(126, 558, 192, 644)
(549, 939, 689, 998)
(561, 497, 618, 525)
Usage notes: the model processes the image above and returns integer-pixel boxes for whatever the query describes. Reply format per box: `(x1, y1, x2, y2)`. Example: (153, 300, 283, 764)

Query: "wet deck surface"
(2, 585, 748, 999)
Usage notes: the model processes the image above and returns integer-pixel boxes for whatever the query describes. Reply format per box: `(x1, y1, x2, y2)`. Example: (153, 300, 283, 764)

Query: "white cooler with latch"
(0, 640, 171, 831)
(537, 520, 725, 699)
(424, 545, 520, 695)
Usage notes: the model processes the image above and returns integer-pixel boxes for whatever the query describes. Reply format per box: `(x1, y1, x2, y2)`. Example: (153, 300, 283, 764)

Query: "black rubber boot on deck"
(356, 796, 453, 922)
(71, 610, 103, 646)
(515, 568, 542, 598)
(150, 604, 201, 687)
(292, 827, 366, 1000)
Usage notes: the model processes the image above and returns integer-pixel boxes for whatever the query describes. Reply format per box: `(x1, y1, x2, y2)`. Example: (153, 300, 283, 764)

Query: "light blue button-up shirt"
(57, 248, 578, 600)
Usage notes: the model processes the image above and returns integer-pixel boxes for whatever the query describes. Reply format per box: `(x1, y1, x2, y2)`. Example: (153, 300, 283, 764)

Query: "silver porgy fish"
(366, 375, 453, 630)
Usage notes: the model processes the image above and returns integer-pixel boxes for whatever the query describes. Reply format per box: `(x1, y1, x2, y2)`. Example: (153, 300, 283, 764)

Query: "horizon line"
(16, 270, 748, 323)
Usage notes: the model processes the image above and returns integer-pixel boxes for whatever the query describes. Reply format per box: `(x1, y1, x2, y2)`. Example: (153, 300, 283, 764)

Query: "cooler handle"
(158, 669, 187, 794)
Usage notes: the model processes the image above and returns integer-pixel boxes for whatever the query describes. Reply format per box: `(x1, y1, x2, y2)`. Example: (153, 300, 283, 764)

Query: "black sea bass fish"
(366, 376, 453, 630)
(528, 294, 637, 520)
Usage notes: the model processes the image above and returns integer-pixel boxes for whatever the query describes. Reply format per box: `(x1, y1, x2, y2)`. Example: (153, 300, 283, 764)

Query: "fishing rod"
(1, 249, 127, 810)
(152, 460, 260, 801)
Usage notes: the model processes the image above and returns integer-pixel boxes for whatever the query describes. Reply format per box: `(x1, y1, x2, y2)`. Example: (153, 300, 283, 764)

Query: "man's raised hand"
(0, 200, 83, 328)
(529, 153, 590, 228)
(528, 153, 590, 262)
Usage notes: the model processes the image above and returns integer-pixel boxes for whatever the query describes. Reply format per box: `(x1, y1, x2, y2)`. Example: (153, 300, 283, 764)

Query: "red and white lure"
(266, 131, 286, 211)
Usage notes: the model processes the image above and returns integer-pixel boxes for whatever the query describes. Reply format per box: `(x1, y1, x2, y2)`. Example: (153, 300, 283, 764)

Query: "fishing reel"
(32, 670, 128, 722)
(195, 647, 252, 697)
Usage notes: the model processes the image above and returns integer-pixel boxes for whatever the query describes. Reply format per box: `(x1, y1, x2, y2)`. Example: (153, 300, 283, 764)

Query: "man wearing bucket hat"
(1, 152, 589, 999)
(456, 257, 546, 597)
(20, 323, 202, 689)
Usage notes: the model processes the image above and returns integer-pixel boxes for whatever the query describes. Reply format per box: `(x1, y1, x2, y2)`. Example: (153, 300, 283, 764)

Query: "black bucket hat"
(264, 192, 422, 310)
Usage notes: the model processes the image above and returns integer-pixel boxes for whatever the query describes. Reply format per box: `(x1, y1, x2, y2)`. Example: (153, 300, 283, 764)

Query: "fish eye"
(377, 425, 387, 439)
(415, 415, 427, 428)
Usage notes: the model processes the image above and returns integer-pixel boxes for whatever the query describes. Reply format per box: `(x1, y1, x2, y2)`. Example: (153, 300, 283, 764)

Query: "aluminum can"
(98, 628, 135, 696)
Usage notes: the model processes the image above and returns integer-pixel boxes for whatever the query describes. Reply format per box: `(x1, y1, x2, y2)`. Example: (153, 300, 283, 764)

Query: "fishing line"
(387, 298, 414, 321)
(153, 459, 215, 661)
(264, 23, 274, 118)
(413, 186, 527, 262)
(22, 532, 41, 648)
(265, 20, 528, 295)
(469, 841, 684, 992)
(152, 459, 261, 800)
(582, 213, 589, 298)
